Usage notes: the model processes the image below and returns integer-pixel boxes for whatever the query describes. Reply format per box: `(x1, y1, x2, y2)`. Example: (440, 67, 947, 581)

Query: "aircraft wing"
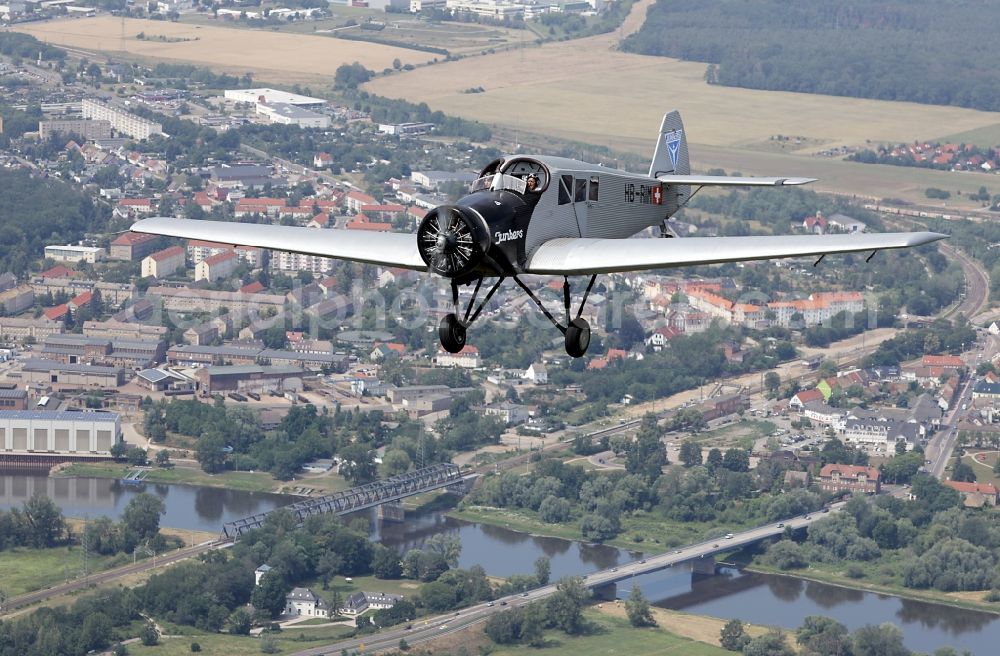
(525, 232, 947, 275)
(130, 217, 427, 271)
(657, 175, 816, 186)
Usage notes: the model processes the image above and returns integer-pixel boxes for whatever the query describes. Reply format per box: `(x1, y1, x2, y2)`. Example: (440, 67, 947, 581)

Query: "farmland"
(13, 16, 435, 83)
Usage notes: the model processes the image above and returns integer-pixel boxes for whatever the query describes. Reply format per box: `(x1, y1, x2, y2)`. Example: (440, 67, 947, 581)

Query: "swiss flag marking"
(652, 185, 663, 205)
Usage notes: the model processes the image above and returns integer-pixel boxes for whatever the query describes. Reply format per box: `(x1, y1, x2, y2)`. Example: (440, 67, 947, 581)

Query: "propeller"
(417, 206, 488, 278)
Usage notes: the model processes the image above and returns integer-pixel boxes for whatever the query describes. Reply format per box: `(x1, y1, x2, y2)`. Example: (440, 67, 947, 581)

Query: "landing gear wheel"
(439, 313, 467, 353)
(564, 317, 591, 358)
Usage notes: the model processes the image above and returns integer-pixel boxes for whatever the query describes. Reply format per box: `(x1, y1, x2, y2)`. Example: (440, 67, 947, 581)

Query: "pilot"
(525, 175, 539, 192)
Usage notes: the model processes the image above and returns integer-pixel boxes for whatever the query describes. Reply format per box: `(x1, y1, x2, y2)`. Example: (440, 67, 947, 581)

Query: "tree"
(339, 443, 377, 485)
(21, 492, 65, 548)
(139, 622, 159, 646)
(534, 556, 551, 586)
(625, 585, 656, 627)
(110, 441, 128, 461)
(126, 446, 148, 466)
(722, 448, 750, 472)
(852, 623, 909, 656)
(951, 462, 977, 483)
(196, 430, 228, 474)
(122, 493, 166, 543)
(796, 615, 851, 656)
(720, 618, 750, 651)
(625, 414, 667, 479)
(546, 577, 589, 634)
(766, 540, 807, 570)
(764, 371, 781, 396)
(372, 544, 403, 579)
(679, 440, 703, 467)
(743, 629, 794, 656)
(251, 571, 289, 619)
(228, 607, 253, 635)
(706, 448, 723, 471)
(155, 449, 171, 467)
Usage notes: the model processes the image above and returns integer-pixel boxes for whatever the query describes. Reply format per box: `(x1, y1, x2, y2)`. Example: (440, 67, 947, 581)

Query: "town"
(3, 9, 1000, 655)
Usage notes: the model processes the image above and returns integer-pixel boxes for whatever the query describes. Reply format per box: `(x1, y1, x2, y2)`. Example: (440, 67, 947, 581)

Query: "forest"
(0, 169, 107, 275)
(621, 0, 1000, 112)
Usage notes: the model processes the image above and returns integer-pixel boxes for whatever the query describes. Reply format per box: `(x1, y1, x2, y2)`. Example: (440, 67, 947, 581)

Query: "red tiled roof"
(945, 480, 998, 495)
(44, 304, 69, 320)
(111, 232, 157, 246)
(345, 221, 392, 232)
(148, 246, 185, 262)
(819, 464, 880, 480)
(203, 250, 237, 266)
(240, 281, 265, 294)
(70, 291, 92, 307)
(41, 265, 77, 279)
(922, 355, 964, 368)
(118, 198, 152, 207)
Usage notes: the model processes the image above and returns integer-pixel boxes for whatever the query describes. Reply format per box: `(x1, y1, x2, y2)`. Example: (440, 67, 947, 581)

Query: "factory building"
(0, 410, 122, 454)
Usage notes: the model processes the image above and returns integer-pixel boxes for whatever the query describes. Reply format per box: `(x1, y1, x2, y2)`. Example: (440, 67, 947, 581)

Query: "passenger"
(526, 175, 539, 192)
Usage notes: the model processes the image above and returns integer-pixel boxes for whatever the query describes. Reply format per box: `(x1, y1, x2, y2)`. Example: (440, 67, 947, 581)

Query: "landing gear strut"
(439, 277, 505, 353)
(514, 274, 598, 358)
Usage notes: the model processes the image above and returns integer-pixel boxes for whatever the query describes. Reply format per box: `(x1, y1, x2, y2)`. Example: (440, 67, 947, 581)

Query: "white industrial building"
(44, 244, 105, 264)
(0, 410, 122, 454)
(256, 102, 330, 129)
(224, 88, 326, 108)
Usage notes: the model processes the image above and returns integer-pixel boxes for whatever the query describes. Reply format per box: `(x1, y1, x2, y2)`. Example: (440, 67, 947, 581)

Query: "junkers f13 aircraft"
(132, 111, 946, 358)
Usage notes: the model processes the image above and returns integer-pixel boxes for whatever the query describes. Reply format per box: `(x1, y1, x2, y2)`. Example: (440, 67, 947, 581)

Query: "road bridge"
(222, 463, 473, 540)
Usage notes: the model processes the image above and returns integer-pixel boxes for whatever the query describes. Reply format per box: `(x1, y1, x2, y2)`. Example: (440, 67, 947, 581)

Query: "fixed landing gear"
(564, 317, 591, 358)
(436, 275, 599, 358)
(439, 314, 467, 353)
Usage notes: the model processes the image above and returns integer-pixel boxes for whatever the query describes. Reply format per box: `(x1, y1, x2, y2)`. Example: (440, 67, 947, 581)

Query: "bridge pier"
(691, 555, 716, 575)
(592, 582, 617, 601)
(376, 501, 405, 522)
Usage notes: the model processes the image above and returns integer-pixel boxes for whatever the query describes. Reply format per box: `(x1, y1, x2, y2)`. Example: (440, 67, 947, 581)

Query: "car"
(674, 549, 682, 554)
(499, 601, 507, 606)
(777, 523, 784, 528)
(488, 601, 495, 607)
(439, 625, 448, 630)
(712, 543, 719, 548)
(804, 515, 811, 520)
(521, 592, 529, 597)
(612, 567, 618, 572)
(822, 508, 830, 513)
(639, 559, 647, 564)
(405, 624, 412, 630)
(725, 533, 734, 539)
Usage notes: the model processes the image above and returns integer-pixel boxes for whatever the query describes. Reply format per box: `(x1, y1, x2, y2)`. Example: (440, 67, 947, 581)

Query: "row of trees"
(622, 0, 1000, 112)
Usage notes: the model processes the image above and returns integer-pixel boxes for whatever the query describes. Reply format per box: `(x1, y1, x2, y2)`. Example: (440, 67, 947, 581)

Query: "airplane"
(131, 110, 946, 358)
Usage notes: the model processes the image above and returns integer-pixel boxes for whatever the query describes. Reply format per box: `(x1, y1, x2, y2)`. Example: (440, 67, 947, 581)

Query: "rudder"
(648, 110, 689, 178)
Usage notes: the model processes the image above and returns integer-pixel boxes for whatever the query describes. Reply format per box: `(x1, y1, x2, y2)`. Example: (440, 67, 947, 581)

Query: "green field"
(124, 626, 355, 656)
(490, 610, 730, 656)
(56, 462, 287, 494)
(0, 546, 126, 597)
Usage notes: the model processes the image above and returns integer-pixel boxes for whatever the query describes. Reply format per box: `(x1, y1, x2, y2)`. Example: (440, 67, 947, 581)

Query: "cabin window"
(589, 176, 600, 202)
(559, 175, 573, 205)
(574, 179, 587, 202)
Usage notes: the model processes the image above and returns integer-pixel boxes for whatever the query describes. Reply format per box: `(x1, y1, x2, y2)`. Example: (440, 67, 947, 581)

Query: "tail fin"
(649, 110, 689, 178)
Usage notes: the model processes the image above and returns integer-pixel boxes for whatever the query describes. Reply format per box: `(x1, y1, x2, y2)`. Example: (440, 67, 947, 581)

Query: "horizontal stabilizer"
(526, 232, 947, 275)
(657, 175, 817, 186)
(131, 217, 427, 271)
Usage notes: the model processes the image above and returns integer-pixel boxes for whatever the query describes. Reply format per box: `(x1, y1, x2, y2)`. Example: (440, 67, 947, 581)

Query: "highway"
(288, 508, 843, 656)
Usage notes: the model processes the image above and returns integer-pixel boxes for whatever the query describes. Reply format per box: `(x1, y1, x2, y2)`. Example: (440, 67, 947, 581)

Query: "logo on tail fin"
(664, 129, 683, 169)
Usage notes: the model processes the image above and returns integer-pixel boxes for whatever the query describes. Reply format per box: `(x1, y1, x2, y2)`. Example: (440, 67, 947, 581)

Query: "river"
(1, 473, 997, 654)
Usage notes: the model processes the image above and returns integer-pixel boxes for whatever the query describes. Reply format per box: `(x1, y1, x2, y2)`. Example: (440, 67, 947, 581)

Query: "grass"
(450, 505, 740, 552)
(685, 419, 777, 448)
(311, 573, 423, 601)
(0, 545, 126, 597)
(937, 123, 1000, 149)
(488, 609, 731, 656)
(55, 462, 285, 493)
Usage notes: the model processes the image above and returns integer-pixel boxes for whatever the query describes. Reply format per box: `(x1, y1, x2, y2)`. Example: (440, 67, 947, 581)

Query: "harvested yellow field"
(14, 16, 434, 83)
(365, 0, 1000, 155)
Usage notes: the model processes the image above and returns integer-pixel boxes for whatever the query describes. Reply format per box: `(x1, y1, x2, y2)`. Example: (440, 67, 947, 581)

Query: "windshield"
(470, 173, 527, 195)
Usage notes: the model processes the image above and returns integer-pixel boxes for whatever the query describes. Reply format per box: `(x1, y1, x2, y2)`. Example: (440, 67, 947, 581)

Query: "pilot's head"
(526, 175, 538, 191)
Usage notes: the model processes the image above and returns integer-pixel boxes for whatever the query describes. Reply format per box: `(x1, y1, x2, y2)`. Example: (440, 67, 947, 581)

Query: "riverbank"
(449, 504, 729, 554)
(746, 561, 1000, 615)
(54, 462, 288, 494)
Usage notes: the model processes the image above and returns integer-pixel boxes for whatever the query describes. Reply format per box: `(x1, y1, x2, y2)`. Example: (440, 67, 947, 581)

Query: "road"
(288, 506, 843, 656)
(940, 243, 990, 321)
(0, 539, 229, 615)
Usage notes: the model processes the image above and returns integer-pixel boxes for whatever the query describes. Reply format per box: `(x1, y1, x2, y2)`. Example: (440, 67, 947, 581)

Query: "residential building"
(284, 587, 329, 618)
(82, 98, 162, 140)
(44, 245, 104, 264)
(31, 277, 136, 308)
(0, 410, 122, 454)
(254, 564, 272, 585)
(973, 380, 1000, 400)
(115, 198, 155, 218)
(187, 240, 261, 267)
(195, 251, 239, 282)
(0, 388, 28, 410)
(82, 320, 167, 341)
(0, 285, 33, 315)
(944, 481, 999, 508)
(0, 316, 63, 343)
(147, 286, 285, 314)
(480, 402, 529, 426)
(269, 250, 335, 275)
(39, 119, 112, 141)
(842, 419, 921, 453)
(109, 232, 162, 261)
(141, 246, 186, 279)
(523, 362, 548, 384)
(339, 591, 402, 616)
(818, 464, 880, 494)
(183, 322, 219, 346)
(345, 191, 377, 214)
(436, 346, 480, 369)
(234, 197, 286, 218)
